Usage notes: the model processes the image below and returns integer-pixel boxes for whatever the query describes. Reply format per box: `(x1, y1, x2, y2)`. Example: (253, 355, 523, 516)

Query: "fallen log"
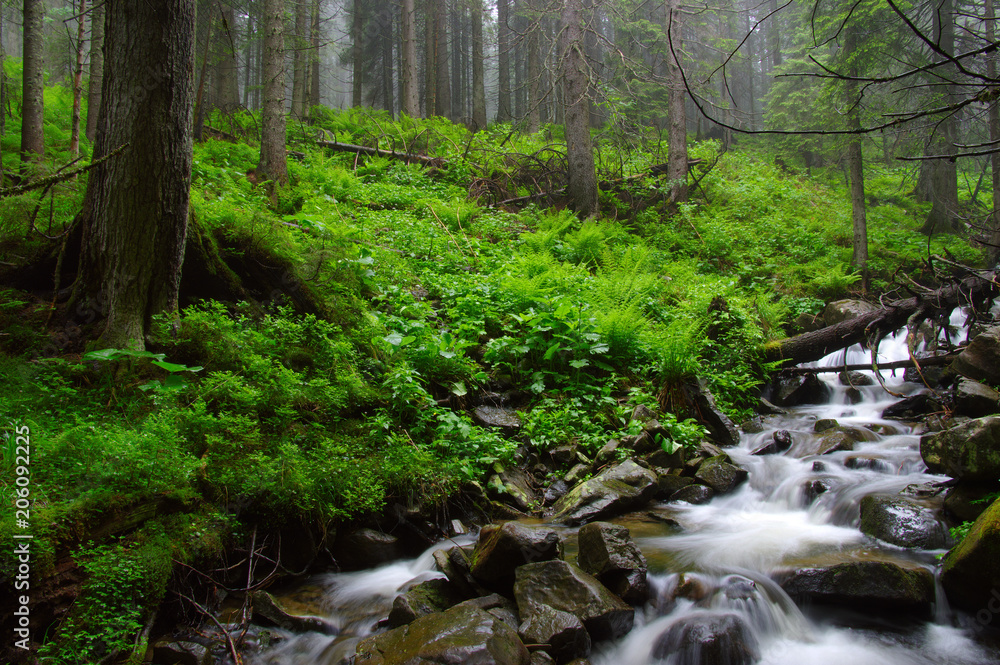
(316, 140, 445, 168)
(763, 272, 998, 368)
(776, 352, 960, 375)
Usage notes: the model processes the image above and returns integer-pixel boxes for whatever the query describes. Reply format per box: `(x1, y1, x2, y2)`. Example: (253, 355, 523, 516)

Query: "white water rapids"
(250, 310, 1000, 665)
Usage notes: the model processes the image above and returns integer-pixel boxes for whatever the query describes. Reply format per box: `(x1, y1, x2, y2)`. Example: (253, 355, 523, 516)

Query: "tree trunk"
(988, 0, 1000, 264)
(401, 0, 419, 116)
(293, 0, 308, 118)
(471, 0, 486, 130)
(434, 0, 451, 117)
(0, 3, 5, 142)
(86, 2, 105, 141)
(526, 0, 541, 133)
(497, 0, 512, 121)
(665, 0, 688, 203)
(382, 7, 394, 114)
(561, 0, 597, 217)
(70, 0, 88, 159)
(257, 0, 288, 185)
(845, 25, 868, 289)
(213, 3, 240, 113)
(74, 0, 196, 350)
(21, 0, 46, 164)
(425, 2, 437, 116)
(920, 0, 959, 235)
(243, 11, 254, 109)
(352, 0, 364, 107)
(310, 0, 321, 112)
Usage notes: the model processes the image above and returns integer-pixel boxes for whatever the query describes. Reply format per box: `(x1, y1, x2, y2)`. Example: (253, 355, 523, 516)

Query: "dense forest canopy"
(0, 0, 998, 662)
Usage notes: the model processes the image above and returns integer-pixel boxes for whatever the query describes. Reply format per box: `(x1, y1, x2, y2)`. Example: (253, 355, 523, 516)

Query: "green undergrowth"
(0, 99, 990, 657)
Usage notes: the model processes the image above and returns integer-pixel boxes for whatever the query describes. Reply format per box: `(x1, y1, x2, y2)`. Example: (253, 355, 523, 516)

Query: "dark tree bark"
(21, 0, 46, 164)
(497, 0, 512, 121)
(845, 23, 868, 289)
(352, 0, 364, 107)
(920, 0, 959, 235)
(0, 3, 5, 142)
(292, 0, 308, 118)
(561, 0, 597, 216)
(665, 0, 688, 202)
(434, 0, 451, 117)
(401, 0, 419, 116)
(74, 0, 196, 350)
(526, 0, 541, 133)
(382, 7, 394, 114)
(471, 0, 487, 130)
(86, 1, 105, 141)
(70, 0, 88, 159)
(212, 3, 240, 113)
(257, 0, 288, 185)
(988, 0, 1000, 264)
(310, 0, 321, 111)
(243, 11, 254, 108)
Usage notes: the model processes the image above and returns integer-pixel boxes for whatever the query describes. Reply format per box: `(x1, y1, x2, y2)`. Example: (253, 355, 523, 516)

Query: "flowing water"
(250, 314, 1000, 665)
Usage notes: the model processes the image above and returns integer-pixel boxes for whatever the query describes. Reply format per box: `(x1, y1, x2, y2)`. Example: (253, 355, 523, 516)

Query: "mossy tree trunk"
(561, 0, 597, 217)
(257, 0, 289, 185)
(20, 0, 45, 164)
(86, 2, 105, 142)
(74, 0, 196, 350)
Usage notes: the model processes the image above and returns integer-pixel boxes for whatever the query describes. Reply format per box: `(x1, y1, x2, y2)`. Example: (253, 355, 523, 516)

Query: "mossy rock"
(941, 497, 1000, 617)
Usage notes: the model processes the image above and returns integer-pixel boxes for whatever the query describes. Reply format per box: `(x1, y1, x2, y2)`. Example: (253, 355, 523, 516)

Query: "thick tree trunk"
(526, 0, 541, 133)
(401, 0, 419, 116)
(310, 0, 321, 112)
(74, 0, 196, 350)
(471, 0, 487, 130)
(0, 4, 5, 143)
(497, 0, 512, 121)
(382, 8, 394, 114)
(425, 4, 437, 116)
(352, 0, 364, 107)
(920, 0, 959, 235)
(21, 0, 46, 164)
(434, 0, 451, 117)
(845, 26, 868, 289)
(293, 0, 308, 118)
(243, 12, 254, 109)
(561, 0, 597, 217)
(86, 2, 105, 141)
(69, 0, 88, 159)
(665, 0, 688, 202)
(762, 274, 998, 367)
(257, 0, 288, 185)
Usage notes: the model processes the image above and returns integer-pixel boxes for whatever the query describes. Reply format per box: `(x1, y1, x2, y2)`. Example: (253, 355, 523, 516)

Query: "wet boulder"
(941, 496, 1000, 617)
(844, 455, 890, 472)
(471, 522, 563, 592)
(576, 522, 648, 605)
(752, 429, 793, 456)
(859, 494, 949, 549)
(951, 325, 1000, 385)
(814, 429, 857, 455)
(335, 528, 401, 569)
(595, 439, 621, 464)
(149, 640, 213, 665)
(474, 405, 522, 434)
(778, 559, 935, 616)
(954, 378, 1000, 418)
(488, 466, 538, 513)
(670, 484, 715, 504)
(684, 379, 740, 447)
(355, 605, 530, 665)
(388, 578, 467, 628)
(944, 483, 996, 523)
(433, 546, 489, 599)
(768, 374, 832, 407)
(839, 370, 874, 387)
(695, 455, 749, 494)
(653, 473, 694, 500)
(803, 479, 831, 504)
(550, 460, 658, 526)
(920, 416, 1000, 482)
(517, 605, 591, 661)
(251, 590, 339, 635)
(514, 560, 634, 641)
(883, 393, 943, 421)
(650, 613, 759, 665)
(543, 479, 570, 506)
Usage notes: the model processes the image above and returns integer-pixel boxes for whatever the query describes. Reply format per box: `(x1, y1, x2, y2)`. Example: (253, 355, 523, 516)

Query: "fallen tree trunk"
(316, 140, 444, 168)
(776, 352, 960, 375)
(763, 272, 998, 368)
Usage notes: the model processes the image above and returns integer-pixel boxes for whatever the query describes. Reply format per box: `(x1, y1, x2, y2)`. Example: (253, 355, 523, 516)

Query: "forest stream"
(232, 312, 1000, 665)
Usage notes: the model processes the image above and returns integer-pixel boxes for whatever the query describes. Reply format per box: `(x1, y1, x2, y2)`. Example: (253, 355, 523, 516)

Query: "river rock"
(883, 393, 943, 420)
(518, 605, 591, 661)
(941, 496, 1000, 617)
(650, 613, 759, 665)
(577, 522, 648, 605)
(954, 378, 1000, 418)
(355, 605, 530, 665)
(824, 299, 878, 326)
(596, 439, 621, 464)
(654, 473, 694, 500)
(670, 484, 715, 504)
(474, 405, 522, 433)
(550, 445, 578, 466)
(543, 479, 570, 506)
(778, 559, 935, 616)
(695, 455, 749, 494)
(859, 494, 949, 549)
(471, 522, 563, 592)
(149, 640, 213, 665)
(388, 578, 467, 628)
(844, 455, 890, 472)
(920, 416, 1000, 482)
(839, 370, 874, 386)
(951, 325, 1000, 385)
(752, 430, 793, 456)
(944, 483, 996, 523)
(769, 374, 832, 407)
(251, 590, 339, 635)
(648, 446, 685, 469)
(336, 528, 401, 569)
(812, 426, 876, 455)
(514, 560, 634, 641)
(488, 466, 538, 512)
(684, 379, 740, 447)
(564, 463, 591, 486)
(803, 479, 830, 504)
(529, 652, 556, 665)
(550, 460, 658, 526)
(434, 546, 489, 599)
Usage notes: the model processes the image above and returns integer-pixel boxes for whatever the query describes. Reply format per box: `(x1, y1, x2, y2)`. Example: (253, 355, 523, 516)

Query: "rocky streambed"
(152, 314, 1000, 665)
